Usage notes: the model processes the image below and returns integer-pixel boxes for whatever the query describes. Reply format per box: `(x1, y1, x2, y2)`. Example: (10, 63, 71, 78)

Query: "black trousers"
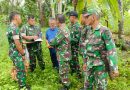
(49, 48, 59, 68)
(27, 42, 45, 72)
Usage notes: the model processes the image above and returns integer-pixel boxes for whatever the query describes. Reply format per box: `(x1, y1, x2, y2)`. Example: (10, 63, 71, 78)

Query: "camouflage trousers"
(70, 43, 81, 75)
(84, 65, 108, 90)
(9, 51, 26, 87)
(58, 56, 70, 87)
(27, 42, 45, 72)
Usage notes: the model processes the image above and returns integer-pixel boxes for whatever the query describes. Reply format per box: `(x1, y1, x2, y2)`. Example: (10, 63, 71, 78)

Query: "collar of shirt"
(49, 27, 57, 31)
(91, 23, 101, 33)
(26, 23, 35, 28)
(72, 22, 79, 27)
(10, 22, 17, 28)
(94, 24, 101, 31)
(84, 25, 92, 30)
(59, 24, 66, 31)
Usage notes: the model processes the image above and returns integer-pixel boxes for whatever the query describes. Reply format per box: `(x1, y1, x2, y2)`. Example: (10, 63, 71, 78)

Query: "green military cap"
(83, 8, 100, 17)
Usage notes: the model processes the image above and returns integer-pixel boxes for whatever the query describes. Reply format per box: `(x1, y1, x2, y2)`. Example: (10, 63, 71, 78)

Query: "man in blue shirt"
(46, 18, 59, 70)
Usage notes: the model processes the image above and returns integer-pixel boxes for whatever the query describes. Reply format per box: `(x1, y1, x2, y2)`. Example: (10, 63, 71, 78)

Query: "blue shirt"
(46, 27, 58, 42)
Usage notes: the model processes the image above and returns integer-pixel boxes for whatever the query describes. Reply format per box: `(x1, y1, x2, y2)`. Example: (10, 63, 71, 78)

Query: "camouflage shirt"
(80, 24, 118, 72)
(69, 22, 81, 43)
(49, 24, 71, 61)
(20, 24, 41, 42)
(6, 22, 22, 56)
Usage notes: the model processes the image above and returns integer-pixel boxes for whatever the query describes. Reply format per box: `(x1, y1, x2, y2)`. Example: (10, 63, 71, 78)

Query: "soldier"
(21, 15, 45, 72)
(80, 9, 119, 90)
(49, 14, 71, 90)
(46, 18, 59, 70)
(68, 11, 81, 77)
(6, 12, 30, 90)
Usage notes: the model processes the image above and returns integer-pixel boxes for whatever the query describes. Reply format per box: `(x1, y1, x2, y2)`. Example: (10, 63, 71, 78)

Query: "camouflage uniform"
(21, 24, 45, 72)
(49, 25, 71, 87)
(80, 25, 118, 90)
(69, 22, 81, 76)
(6, 23, 26, 87)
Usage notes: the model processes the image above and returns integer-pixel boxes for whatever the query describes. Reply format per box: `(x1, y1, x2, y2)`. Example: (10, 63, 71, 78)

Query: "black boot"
(40, 64, 45, 71)
(41, 66, 45, 71)
(19, 85, 31, 90)
(30, 67, 35, 72)
(77, 73, 82, 79)
(59, 85, 71, 90)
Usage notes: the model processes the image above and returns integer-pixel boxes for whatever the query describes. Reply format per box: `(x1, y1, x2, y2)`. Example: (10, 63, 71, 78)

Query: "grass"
(0, 23, 130, 90)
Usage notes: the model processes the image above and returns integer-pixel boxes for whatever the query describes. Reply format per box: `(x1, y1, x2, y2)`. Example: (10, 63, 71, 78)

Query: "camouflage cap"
(83, 8, 100, 17)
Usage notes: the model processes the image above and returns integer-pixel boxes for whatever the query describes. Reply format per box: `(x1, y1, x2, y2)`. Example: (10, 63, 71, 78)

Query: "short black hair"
(9, 12, 19, 22)
(27, 14, 35, 20)
(56, 14, 65, 23)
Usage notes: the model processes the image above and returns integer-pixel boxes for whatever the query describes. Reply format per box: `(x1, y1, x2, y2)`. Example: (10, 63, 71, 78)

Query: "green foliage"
(0, 0, 10, 14)
(22, 0, 38, 16)
(123, 0, 130, 11)
(124, 12, 130, 34)
(42, 0, 51, 25)
(107, 49, 130, 90)
(76, 0, 85, 14)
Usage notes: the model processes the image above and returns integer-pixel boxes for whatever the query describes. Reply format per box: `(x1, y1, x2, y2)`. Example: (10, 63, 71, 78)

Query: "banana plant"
(85, 0, 123, 39)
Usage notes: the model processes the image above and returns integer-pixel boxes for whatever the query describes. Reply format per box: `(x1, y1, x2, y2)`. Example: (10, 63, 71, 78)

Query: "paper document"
(35, 38, 43, 42)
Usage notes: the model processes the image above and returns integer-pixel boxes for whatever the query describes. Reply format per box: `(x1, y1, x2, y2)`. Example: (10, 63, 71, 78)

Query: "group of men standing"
(7, 13, 45, 90)
(6, 8, 119, 90)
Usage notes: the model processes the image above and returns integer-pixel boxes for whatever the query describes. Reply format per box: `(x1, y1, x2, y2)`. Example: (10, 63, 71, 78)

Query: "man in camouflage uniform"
(21, 15, 45, 72)
(49, 14, 71, 90)
(80, 9, 119, 90)
(6, 12, 30, 90)
(69, 11, 81, 77)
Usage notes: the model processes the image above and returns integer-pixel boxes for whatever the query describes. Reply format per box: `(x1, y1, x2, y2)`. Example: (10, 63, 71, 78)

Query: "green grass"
(0, 23, 130, 90)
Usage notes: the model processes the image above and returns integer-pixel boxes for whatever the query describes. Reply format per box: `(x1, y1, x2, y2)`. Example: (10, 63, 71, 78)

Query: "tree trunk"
(58, 0, 62, 14)
(37, 0, 45, 27)
(72, 0, 78, 11)
(118, 0, 124, 39)
(50, 0, 55, 18)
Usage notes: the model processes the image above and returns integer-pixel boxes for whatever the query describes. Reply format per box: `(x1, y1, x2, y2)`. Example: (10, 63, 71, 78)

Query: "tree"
(118, 0, 124, 39)
(50, 0, 55, 18)
(37, 0, 45, 27)
(72, 0, 78, 11)
(57, 0, 62, 14)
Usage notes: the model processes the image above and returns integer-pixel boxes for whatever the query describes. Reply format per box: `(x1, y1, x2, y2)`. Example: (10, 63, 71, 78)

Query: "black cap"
(69, 11, 78, 18)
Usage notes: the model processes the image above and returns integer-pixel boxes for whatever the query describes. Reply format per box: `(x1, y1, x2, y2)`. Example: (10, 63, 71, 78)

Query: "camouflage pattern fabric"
(6, 23, 26, 87)
(21, 24, 41, 42)
(21, 24, 45, 72)
(26, 42, 44, 72)
(80, 24, 118, 90)
(49, 24, 71, 87)
(69, 22, 81, 76)
(84, 65, 107, 90)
